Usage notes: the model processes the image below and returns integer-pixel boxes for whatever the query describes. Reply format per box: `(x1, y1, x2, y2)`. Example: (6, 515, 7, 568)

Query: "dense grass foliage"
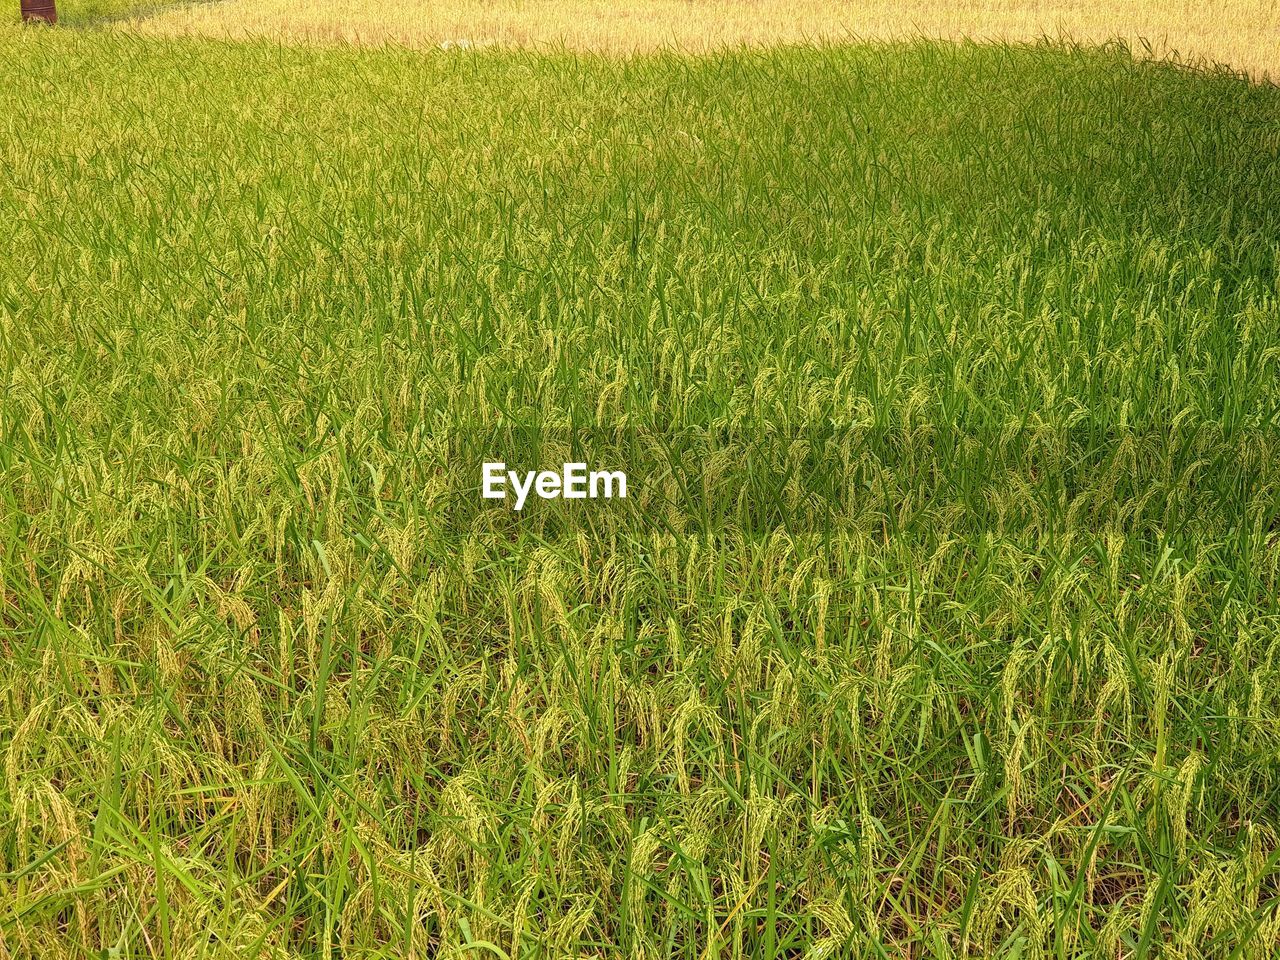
(2, 28, 1280, 958)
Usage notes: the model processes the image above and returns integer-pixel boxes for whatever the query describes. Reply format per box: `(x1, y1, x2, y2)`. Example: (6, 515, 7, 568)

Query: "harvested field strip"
(121, 0, 1280, 78)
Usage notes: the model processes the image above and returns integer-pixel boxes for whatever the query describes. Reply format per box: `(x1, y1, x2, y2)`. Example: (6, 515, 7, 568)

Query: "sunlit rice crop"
(121, 0, 1280, 78)
(2, 19, 1280, 960)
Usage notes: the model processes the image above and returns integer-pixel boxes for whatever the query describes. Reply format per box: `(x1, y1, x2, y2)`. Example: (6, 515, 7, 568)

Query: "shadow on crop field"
(2, 36, 1278, 547)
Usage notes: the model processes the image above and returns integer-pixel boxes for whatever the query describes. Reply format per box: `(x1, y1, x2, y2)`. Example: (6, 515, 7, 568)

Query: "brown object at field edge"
(21, 0, 57, 23)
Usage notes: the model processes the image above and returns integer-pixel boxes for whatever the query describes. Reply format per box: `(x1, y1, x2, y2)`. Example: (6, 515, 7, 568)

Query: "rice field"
(121, 0, 1280, 78)
(3, 5, 1280, 960)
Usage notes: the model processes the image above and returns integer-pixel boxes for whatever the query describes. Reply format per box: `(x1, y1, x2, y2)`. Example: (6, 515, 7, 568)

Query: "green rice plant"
(0, 24, 1279, 960)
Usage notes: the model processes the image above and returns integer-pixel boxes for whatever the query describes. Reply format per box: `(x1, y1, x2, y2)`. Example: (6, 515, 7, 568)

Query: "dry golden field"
(126, 0, 1280, 76)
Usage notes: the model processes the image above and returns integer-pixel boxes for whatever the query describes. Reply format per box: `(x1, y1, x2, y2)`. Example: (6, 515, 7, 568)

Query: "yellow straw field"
(125, 0, 1280, 77)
